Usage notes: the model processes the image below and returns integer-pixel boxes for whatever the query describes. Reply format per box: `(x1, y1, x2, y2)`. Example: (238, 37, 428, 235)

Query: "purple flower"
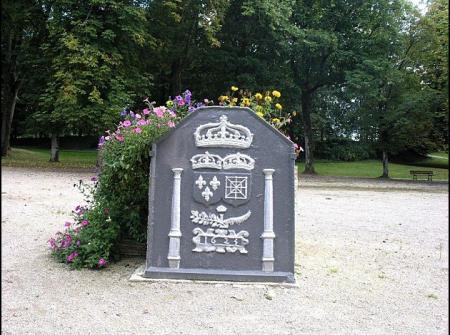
(98, 258, 107, 267)
(175, 95, 185, 106)
(129, 111, 135, 118)
(48, 238, 57, 250)
(66, 251, 79, 263)
(61, 234, 72, 248)
(81, 220, 89, 227)
(184, 90, 192, 105)
(98, 136, 105, 148)
(64, 221, 72, 227)
(76, 240, 81, 247)
(91, 176, 97, 182)
(120, 109, 127, 117)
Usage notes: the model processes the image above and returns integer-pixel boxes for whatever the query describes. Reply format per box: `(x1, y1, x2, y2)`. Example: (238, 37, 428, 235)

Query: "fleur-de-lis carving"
(209, 176, 221, 190)
(195, 175, 206, 189)
(201, 186, 213, 201)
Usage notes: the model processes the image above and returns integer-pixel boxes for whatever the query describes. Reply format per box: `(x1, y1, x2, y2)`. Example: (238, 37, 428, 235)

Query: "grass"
(297, 159, 448, 181)
(1, 147, 98, 170)
(3, 146, 448, 181)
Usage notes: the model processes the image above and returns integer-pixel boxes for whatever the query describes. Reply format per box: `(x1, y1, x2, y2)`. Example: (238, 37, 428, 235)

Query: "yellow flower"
(241, 98, 251, 107)
(292, 111, 297, 117)
(264, 96, 272, 103)
(219, 95, 229, 102)
(166, 100, 174, 107)
(272, 118, 280, 123)
(255, 105, 264, 113)
(255, 93, 263, 100)
(275, 103, 282, 110)
(231, 86, 239, 92)
(272, 90, 281, 98)
(232, 98, 238, 103)
(256, 111, 264, 118)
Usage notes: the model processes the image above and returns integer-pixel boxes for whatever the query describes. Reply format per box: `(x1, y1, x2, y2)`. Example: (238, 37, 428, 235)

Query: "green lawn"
(3, 147, 448, 181)
(1, 147, 98, 170)
(297, 159, 448, 181)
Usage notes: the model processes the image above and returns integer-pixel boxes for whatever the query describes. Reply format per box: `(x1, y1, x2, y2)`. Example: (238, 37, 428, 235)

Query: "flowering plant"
(49, 90, 206, 269)
(218, 87, 302, 154)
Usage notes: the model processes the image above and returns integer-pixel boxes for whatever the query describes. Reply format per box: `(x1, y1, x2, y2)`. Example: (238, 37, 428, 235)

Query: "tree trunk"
(169, 60, 182, 96)
(50, 134, 60, 162)
(380, 150, 389, 178)
(1, 83, 20, 156)
(301, 90, 316, 174)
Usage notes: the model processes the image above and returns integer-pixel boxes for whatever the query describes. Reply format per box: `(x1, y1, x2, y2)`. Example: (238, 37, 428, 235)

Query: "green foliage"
(48, 92, 201, 268)
(49, 182, 119, 269)
(96, 113, 174, 242)
(314, 140, 376, 161)
(31, 0, 151, 136)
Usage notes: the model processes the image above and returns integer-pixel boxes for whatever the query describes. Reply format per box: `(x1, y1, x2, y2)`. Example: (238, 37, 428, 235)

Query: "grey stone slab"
(144, 106, 296, 283)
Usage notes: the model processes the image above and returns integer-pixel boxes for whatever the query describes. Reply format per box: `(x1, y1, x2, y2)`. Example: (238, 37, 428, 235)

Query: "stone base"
(139, 266, 296, 284)
(130, 265, 298, 287)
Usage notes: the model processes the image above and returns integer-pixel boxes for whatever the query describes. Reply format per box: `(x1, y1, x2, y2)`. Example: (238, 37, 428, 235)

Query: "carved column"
(167, 168, 183, 268)
(261, 169, 276, 272)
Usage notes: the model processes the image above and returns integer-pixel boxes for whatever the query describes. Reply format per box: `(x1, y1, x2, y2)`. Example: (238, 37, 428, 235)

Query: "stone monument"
(143, 106, 296, 283)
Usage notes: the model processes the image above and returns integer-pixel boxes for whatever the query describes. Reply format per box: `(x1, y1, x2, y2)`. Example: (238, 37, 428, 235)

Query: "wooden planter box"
(117, 238, 146, 257)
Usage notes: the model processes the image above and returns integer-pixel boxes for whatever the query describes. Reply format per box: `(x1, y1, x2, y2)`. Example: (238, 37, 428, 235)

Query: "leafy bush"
(314, 140, 376, 161)
(48, 90, 206, 269)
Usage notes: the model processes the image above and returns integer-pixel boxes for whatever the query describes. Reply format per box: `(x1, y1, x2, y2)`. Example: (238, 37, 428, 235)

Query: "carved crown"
(222, 152, 255, 170)
(190, 151, 222, 170)
(194, 115, 253, 148)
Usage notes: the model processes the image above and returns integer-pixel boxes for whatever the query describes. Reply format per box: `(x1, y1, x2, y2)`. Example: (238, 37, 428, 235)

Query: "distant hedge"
(11, 136, 99, 150)
(313, 140, 377, 161)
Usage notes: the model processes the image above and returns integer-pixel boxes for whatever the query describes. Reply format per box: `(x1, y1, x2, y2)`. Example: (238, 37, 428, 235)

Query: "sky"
(408, 0, 429, 14)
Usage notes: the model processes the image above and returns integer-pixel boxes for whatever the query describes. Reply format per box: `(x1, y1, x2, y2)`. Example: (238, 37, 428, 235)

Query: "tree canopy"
(1, 0, 448, 176)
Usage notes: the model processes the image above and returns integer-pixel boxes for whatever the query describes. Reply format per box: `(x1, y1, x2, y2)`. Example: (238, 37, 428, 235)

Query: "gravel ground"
(2, 167, 448, 335)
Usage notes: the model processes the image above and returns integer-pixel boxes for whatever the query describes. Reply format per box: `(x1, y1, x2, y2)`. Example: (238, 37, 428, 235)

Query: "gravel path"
(2, 167, 448, 334)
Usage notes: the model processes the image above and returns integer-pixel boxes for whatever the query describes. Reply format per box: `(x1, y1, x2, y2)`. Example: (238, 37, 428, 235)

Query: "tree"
(1, 0, 47, 156)
(30, 0, 151, 161)
(144, 0, 229, 101)
(345, 2, 436, 177)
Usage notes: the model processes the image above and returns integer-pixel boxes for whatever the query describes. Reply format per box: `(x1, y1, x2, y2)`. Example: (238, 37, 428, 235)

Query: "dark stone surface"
(144, 106, 296, 283)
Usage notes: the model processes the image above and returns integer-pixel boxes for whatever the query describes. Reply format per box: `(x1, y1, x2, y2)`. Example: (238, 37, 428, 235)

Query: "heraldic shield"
(193, 171, 251, 207)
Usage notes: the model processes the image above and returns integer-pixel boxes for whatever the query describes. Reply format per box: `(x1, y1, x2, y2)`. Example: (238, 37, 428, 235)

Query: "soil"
(2, 167, 448, 334)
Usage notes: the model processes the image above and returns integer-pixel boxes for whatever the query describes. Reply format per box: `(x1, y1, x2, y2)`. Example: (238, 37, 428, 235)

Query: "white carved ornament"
(190, 210, 251, 254)
(194, 115, 253, 148)
(191, 152, 255, 170)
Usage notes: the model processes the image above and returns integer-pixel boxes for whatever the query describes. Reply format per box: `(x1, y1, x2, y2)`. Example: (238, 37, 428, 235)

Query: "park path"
(1, 167, 448, 335)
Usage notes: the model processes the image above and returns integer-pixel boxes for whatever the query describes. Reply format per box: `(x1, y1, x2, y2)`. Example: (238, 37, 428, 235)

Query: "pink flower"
(81, 220, 89, 227)
(105, 136, 111, 141)
(115, 134, 124, 142)
(167, 121, 175, 128)
(153, 107, 165, 118)
(64, 221, 71, 227)
(90, 176, 97, 182)
(143, 108, 150, 115)
(133, 127, 142, 134)
(123, 120, 132, 127)
(76, 240, 81, 247)
(66, 251, 78, 263)
(135, 114, 142, 119)
(98, 258, 107, 267)
(168, 110, 176, 117)
(48, 238, 57, 250)
(137, 119, 146, 126)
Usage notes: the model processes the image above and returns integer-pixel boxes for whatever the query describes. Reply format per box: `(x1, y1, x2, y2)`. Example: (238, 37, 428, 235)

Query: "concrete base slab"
(130, 265, 299, 288)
